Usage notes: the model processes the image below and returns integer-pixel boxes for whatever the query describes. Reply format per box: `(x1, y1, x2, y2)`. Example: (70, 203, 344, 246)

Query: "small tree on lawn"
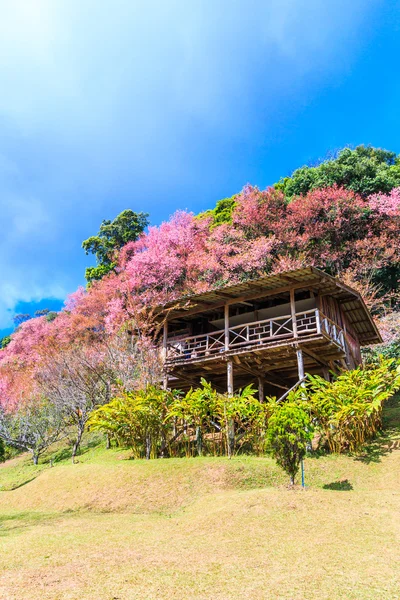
(38, 343, 113, 463)
(266, 395, 313, 485)
(0, 397, 65, 465)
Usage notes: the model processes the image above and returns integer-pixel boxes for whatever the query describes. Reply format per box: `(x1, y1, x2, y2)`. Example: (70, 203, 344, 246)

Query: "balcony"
(165, 309, 345, 366)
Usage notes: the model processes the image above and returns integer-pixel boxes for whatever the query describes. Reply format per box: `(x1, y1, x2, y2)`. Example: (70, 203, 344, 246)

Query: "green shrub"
(307, 358, 400, 453)
(265, 391, 313, 485)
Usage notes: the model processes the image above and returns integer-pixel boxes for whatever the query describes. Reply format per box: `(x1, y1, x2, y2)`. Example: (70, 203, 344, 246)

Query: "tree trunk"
(72, 427, 84, 464)
(145, 434, 151, 460)
(228, 420, 235, 459)
(33, 453, 39, 465)
(196, 426, 202, 456)
(160, 430, 167, 458)
(106, 434, 111, 449)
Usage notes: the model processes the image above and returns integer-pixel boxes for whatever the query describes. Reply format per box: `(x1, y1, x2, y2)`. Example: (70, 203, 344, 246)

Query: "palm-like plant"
(307, 358, 400, 453)
(167, 379, 218, 456)
(89, 386, 176, 458)
(214, 385, 265, 457)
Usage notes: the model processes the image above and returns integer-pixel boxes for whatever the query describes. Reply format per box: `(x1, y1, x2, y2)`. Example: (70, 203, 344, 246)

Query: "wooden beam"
(328, 360, 341, 375)
(175, 373, 226, 394)
(277, 376, 307, 403)
(164, 279, 321, 320)
(290, 288, 298, 338)
(301, 346, 330, 368)
(237, 361, 289, 391)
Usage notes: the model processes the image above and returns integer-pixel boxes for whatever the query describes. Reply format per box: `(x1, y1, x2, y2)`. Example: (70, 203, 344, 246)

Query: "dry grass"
(1, 398, 400, 600)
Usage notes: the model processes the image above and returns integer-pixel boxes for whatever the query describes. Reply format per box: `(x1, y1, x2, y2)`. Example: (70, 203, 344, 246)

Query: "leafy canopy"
(276, 145, 400, 199)
(197, 195, 238, 228)
(0, 335, 11, 350)
(82, 209, 149, 282)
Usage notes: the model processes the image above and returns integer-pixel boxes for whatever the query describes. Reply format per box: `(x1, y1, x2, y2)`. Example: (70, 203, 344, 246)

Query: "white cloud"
(0, 0, 380, 328)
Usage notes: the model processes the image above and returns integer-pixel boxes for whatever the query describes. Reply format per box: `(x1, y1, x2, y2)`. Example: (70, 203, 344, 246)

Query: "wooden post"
(163, 374, 169, 390)
(226, 359, 234, 457)
(162, 320, 169, 391)
(290, 288, 298, 338)
(315, 308, 321, 334)
(296, 347, 305, 380)
(258, 377, 264, 403)
(224, 304, 230, 351)
(162, 320, 168, 361)
(227, 359, 233, 396)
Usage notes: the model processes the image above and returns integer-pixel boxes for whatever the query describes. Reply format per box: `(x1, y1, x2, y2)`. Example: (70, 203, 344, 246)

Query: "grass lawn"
(0, 397, 400, 600)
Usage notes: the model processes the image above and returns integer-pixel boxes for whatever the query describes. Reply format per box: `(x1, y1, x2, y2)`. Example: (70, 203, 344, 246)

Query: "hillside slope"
(0, 397, 399, 600)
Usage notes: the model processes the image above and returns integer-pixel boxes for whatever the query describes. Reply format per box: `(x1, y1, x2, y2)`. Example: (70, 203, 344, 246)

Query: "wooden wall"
(319, 295, 362, 367)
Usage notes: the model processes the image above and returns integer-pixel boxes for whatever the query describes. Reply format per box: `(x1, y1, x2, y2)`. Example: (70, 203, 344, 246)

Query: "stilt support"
(258, 377, 264, 403)
(227, 359, 233, 396)
(296, 347, 305, 380)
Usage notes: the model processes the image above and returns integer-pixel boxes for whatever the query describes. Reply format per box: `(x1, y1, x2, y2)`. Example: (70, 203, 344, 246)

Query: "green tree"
(276, 145, 400, 199)
(266, 394, 313, 485)
(0, 335, 11, 349)
(13, 314, 31, 327)
(197, 195, 238, 228)
(0, 398, 65, 465)
(82, 209, 149, 282)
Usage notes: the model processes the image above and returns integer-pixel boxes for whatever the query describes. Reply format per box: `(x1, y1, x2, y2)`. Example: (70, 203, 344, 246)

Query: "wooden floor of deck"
(165, 333, 346, 393)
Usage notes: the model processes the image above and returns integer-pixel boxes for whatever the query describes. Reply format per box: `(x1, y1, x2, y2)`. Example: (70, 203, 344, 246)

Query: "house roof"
(158, 266, 382, 346)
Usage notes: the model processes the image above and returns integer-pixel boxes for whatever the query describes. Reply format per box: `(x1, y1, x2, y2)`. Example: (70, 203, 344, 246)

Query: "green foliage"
(33, 309, 58, 322)
(265, 391, 313, 485)
(168, 379, 265, 457)
(167, 379, 217, 457)
(13, 313, 31, 327)
(363, 339, 400, 365)
(0, 437, 5, 462)
(83, 362, 400, 467)
(276, 145, 400, 199)
(214, 383, 265, 457)
(90, 379, 266, 458)
(89, 387, 175, 459)
(84, 264, 116, 283)
(0, 335, 11, 349)
(34, 309, 50, 317)
(307, 359, 400, 453)
(197, 195, 238, 228)
(45, 311, 58, 322)
(82, 209, 149, 282)
(0, 398, 65, 465)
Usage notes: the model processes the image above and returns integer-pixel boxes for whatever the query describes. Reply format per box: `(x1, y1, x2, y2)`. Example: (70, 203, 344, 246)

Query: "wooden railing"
(165, 309, 345, 364)
(320, 314, 345, 349)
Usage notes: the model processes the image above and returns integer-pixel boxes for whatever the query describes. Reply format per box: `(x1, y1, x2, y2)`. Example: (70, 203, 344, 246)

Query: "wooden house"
(159, 267, 381, 398)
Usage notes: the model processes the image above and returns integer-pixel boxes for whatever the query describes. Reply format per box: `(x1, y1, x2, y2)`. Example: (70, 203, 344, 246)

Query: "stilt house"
(159, 267, 381, 398)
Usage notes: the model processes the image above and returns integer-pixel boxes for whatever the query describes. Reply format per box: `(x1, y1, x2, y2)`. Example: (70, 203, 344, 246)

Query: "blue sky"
(0, 0, 399, 336)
